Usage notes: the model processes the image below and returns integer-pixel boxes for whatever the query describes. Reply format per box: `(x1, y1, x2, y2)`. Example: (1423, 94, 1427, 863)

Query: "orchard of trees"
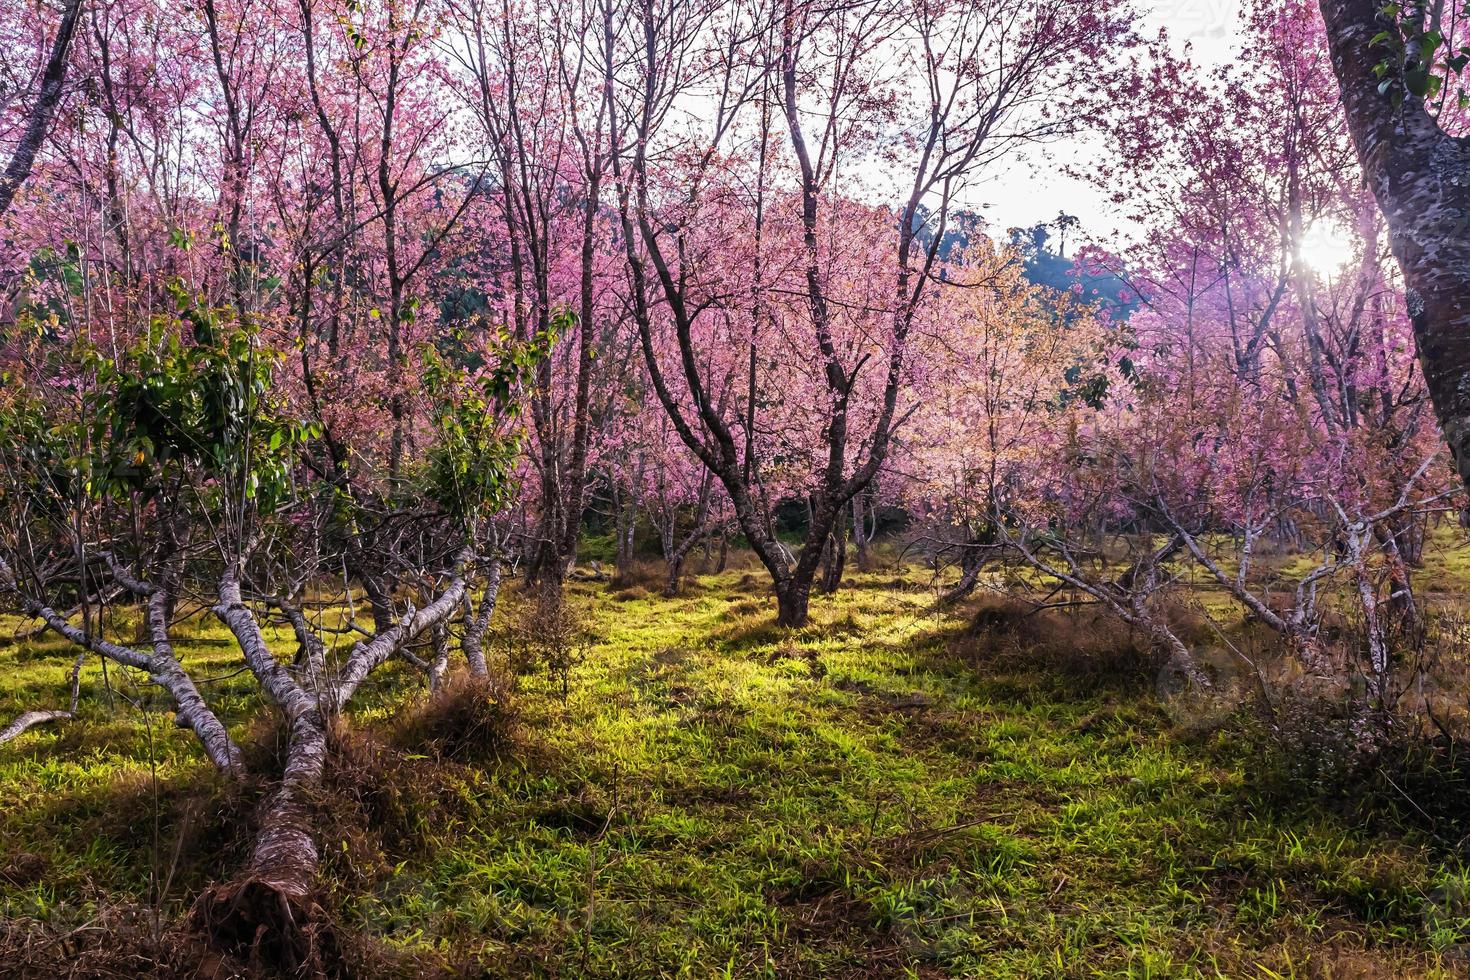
(3, 0, 1470, 972)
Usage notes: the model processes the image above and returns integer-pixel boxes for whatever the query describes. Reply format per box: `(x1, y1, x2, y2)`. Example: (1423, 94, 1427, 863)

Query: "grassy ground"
(2, 559, 1469, 977)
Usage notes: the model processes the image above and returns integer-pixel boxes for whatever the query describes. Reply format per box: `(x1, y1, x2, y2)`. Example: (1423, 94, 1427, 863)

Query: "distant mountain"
(909, 206, 1142, 319)
(1007, 218, 1143, 319)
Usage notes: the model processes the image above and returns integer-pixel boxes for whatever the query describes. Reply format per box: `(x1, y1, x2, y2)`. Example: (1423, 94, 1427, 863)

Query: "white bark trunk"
(1, 556, 244, 775)
(0, 709, 73, 744)
(462, 559, 502, 678)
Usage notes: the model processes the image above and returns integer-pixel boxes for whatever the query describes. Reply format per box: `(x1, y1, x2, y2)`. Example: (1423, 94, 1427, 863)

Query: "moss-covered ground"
(2, 556, 1469, 977)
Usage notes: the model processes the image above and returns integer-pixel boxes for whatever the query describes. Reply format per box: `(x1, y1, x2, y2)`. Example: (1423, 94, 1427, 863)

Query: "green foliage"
(1371, 2, 1470, 108)
(0, 283, 317, 520)
(419, 315, 558, 532)
(0, 391, 76, 518)
(87, 294, 315, 510)
(5, 245, 85, 338)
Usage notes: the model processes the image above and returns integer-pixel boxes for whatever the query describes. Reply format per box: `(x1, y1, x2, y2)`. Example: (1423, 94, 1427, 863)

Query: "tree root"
(190, 877, 341, 977)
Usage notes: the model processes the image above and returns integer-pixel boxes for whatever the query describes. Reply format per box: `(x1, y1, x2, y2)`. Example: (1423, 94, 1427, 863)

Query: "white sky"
(972, 0, 1243, 246)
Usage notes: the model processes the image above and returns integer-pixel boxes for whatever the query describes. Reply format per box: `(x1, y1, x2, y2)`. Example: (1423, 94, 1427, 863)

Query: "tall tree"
(611, 0, 1132, 625)
(1318, 0, 1470, 504)
(454, 0, 615, 586)
(0, 0, 82, 220)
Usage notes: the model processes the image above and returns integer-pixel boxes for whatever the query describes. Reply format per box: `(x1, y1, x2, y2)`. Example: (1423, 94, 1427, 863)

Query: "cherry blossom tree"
(896, 239, 1110, 604)
(1067, 0, 1458, 691)
(610, 0, 1133, 625)
(0, 0, 543, 956)
(0, 0, 82, 220)
(450, 0, 624, 586)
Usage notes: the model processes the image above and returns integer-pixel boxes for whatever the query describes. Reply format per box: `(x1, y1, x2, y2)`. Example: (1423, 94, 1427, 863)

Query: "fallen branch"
(0, 710, 73, 745)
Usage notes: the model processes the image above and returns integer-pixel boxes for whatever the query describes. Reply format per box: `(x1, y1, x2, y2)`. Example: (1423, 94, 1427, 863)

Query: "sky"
(974, 0, 1244, 247)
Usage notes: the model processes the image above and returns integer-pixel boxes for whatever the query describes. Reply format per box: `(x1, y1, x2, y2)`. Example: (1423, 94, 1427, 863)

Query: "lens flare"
(1297, 220, 1356, 276)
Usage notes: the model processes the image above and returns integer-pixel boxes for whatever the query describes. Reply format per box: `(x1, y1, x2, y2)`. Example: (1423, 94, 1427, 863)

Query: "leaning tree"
(0, 0, 82, 220)
(1318, 0, 1470, 502)
(0, 281, 538, 963)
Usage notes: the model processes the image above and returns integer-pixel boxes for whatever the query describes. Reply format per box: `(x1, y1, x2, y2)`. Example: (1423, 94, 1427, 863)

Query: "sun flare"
(1297, 219, 1357, 275)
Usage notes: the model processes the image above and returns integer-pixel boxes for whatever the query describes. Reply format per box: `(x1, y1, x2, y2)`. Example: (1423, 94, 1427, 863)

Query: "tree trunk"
(193, 709, 333, 973)
(776, 581, 810, 628)
(461, 560, 502, 678)
(7, 576, 243, 774)
(852, 493, 874, 572)
(819, 523, 846, 594)
(207, 574, 334, 954)
(615, 494, 637, 570)
(940, 555, 983, 607)
(148, 647, 246, 774)
(200, 565, 465, 968)
(244, 711, 328, 898)
(1375, 519, 1424, 643)
(428, 624, 450, 693)
(939, 525, 998, 606)
(144, 590, 245, 774)
(1320, 0, 1470, 501)
(0, 0, 82, 221)
(612, 470, 643, 572)
(664, 555, 685, 598)
(0, 709, 73, 744)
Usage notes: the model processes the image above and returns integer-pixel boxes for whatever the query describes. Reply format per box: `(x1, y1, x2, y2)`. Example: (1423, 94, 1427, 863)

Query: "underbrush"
(609, 558, 663, 592)
(947, 595, 1167, 692)
(0, 906, 233, 979)
(1239, 688, 1470, 848)
(1212, 606, 1470, 855)
(389, 673, 517, 764)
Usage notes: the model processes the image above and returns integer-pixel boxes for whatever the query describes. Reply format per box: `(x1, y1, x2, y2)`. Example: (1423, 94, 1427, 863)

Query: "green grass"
(0, 564, 1465, 977)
